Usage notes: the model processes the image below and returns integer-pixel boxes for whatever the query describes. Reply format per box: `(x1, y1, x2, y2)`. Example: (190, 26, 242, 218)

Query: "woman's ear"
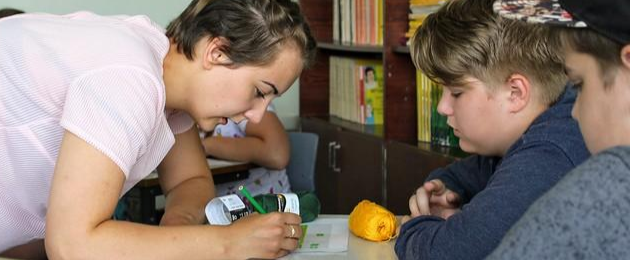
(504, 73, 531, 113)
(202, 37, 233, 69)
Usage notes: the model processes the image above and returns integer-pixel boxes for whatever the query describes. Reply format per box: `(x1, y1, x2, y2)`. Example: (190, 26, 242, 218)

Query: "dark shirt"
(395, 88, 590, 260)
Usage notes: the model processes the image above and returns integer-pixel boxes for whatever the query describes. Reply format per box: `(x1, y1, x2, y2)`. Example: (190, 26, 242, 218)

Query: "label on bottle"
(277, 193, 300, 215)
(205, 193, 301, 225)
(205, 194, 250, 225)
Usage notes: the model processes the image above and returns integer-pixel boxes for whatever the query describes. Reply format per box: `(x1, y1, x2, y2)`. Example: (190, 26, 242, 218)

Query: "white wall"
(0, 0, 301, 129)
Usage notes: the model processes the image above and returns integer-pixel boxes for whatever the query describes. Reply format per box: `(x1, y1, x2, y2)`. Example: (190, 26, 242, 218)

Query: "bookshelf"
(299, 0, 465, 214)
(300, 0, 417, 142)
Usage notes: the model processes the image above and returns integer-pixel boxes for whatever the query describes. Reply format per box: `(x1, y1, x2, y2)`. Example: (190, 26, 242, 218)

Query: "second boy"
(395, 0, 590, 259)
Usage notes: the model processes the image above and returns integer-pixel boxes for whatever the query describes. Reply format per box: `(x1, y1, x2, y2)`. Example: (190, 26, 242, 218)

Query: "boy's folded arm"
(425, 155, 499, 203)
(396, 143, 576, 260)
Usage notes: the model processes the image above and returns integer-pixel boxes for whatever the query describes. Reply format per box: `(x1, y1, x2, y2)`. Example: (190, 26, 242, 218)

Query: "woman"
(0, 0, 316, 259)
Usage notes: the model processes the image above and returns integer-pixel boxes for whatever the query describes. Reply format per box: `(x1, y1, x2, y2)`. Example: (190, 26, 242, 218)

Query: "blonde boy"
(395, 0, 589, 259)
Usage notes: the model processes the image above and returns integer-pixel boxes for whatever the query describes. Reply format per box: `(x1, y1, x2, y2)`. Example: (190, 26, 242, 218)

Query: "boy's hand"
(408, 180, 461, 219)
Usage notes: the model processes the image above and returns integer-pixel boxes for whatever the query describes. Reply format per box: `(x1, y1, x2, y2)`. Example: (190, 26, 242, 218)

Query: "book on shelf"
(332, 0, 383, 45)
(329, 56, 383, 125)
(358, 59, 383, 125)
(405, 0, 445, 45)
(416, 71, 459, 147)
(409, 0, 447, 6)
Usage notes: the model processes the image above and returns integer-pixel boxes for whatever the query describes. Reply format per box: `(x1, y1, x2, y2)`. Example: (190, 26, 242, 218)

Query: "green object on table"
(239, 186, 267, 214)
(254, 191, 321, 222)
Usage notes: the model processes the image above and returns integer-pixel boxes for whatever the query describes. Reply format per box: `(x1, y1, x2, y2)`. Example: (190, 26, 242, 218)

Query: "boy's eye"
(570, 81, 583, 92)
(444, 87, 462, 98)
(255, 87, 266, 99)
(450, 92, 462, 98)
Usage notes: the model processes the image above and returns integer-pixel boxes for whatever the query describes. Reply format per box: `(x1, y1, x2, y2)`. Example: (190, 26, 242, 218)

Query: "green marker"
(238, 185, 267, 214)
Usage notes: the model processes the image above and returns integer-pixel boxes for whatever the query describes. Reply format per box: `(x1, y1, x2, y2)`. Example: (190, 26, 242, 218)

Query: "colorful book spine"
(332, 0, 383, 45)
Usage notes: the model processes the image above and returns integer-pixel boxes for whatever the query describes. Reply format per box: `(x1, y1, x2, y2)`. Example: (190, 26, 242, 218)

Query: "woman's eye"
(450, 92, 462, 98)
(255, 88, 266, 99)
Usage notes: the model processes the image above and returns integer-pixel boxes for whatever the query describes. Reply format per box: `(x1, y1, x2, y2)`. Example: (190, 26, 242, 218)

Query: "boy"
(488, 0, 630, 259)
(394, 0, 590, 259)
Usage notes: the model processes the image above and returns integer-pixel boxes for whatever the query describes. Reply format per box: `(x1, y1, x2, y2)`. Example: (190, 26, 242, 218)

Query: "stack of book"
(329, 56, 384, 125)
(406, 0, 445, 45)
(333, 0, 384, 45)
(416, 71, 459, 147)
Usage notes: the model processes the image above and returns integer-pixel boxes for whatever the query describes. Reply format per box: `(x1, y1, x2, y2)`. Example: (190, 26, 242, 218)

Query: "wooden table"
(280, 215, 399, 260)
(118, 158, 255, 224)
(135, 158, 255, 188)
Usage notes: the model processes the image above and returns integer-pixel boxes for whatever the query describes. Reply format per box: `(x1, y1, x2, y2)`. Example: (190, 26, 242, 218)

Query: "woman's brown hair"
(166, 0, 316, 68)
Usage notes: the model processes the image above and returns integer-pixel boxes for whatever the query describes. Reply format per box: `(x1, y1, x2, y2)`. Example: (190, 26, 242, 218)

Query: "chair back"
(286, 132, 319, 192)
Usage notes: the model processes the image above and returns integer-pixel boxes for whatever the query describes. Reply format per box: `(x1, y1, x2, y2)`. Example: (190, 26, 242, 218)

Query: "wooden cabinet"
(302, 117, 383, 214)
(385, 141, 466, 215)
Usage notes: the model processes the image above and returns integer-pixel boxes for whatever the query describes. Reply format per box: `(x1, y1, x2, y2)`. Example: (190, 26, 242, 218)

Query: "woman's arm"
(202, 111, 290, 170)
(157, 125, 214, 225)
(45, 131, 301, 260)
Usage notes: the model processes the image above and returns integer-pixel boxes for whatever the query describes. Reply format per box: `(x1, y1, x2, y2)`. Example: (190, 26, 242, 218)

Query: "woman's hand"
(227, 212, 302, 259)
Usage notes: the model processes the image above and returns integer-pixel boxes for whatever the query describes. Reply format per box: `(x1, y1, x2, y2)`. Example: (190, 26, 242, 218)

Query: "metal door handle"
(332, 143, 341, 172)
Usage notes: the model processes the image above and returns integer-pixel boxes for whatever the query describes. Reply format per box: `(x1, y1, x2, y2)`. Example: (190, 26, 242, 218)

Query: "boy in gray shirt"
(489, 0, 630, 259)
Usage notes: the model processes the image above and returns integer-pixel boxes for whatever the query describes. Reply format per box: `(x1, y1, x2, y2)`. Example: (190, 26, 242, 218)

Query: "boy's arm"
(425, 155, 500, 203)
(395, 142, 576, 260)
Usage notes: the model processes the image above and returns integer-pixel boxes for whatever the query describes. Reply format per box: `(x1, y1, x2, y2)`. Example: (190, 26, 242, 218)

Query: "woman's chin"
(198, 120, 218, 132)
(199, 117, 229, 132)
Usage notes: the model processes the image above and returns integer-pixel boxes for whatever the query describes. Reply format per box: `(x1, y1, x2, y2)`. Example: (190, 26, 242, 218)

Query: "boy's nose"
(437, 92, 453, 116)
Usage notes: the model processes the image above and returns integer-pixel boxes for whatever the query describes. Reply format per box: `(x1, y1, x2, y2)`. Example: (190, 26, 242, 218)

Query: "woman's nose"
(243, 101, 270, 124)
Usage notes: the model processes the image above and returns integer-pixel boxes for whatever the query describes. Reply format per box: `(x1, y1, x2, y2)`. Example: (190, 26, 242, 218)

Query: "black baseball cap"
(493, 0, 630, 44)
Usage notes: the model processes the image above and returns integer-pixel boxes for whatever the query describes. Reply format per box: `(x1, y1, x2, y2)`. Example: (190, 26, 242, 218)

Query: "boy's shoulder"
(580, 146, 630, 174)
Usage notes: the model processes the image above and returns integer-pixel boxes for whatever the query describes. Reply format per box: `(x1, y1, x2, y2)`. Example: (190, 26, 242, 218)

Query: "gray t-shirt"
(486, 146, 630, 260)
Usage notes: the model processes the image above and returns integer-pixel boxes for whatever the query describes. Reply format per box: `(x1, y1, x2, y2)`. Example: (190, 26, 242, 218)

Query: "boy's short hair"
(411, 0, 567, 105)
(493, 0, 630, 88)
(166, 0, 316, 68)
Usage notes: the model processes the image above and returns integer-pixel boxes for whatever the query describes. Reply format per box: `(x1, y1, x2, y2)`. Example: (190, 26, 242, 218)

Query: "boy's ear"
(504, 73, 531, 113)
(620, 45, 630, 70)
(202, 37, 233, 69)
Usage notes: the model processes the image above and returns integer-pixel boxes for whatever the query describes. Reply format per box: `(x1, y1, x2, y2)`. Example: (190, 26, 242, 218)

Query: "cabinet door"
(386, 141, 455, 215)
(336, 130, 384, 214)
(302, 118, 385, 214)
(301, 118, 340, 213)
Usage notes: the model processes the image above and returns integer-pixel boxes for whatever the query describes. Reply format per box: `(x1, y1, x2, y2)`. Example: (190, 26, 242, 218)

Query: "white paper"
(295, 217, 349, 253)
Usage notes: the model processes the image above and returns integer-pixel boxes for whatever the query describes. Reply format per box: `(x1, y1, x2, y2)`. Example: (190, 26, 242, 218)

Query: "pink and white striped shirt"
(0, 12, 193, 251)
